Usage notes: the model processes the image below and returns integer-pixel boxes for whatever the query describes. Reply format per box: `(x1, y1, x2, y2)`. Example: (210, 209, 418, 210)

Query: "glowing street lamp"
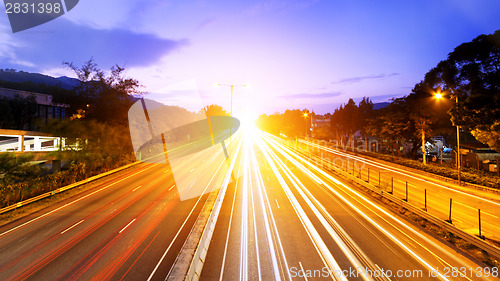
(434, 90, 461, 185)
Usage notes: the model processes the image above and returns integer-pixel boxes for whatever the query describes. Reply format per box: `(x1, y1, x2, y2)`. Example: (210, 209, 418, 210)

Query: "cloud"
(333, 73, 399, 84)
(281, 92, 342, 99)
(1, 19, 188, 71)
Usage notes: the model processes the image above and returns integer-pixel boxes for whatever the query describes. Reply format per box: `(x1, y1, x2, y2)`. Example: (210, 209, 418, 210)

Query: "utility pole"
(217, 83, 246, 117)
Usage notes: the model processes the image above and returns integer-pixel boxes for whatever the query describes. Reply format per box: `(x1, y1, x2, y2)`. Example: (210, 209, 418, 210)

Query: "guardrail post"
(378, 171, 381, 187)
(479, 209, 484, 239)
(358, 166, 361, 178)
(389, 177, 393, 194)
(404, 181, 408, 202)
(368, 168, 370, 183)
(424, 189, 427, 211)
(446, 198, 453, 223)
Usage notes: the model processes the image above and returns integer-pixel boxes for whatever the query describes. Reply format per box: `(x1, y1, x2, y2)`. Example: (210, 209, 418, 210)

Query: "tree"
(64, 59, 142, 126)
(203, 104, 228, 117)
(423, 30, 500, 150)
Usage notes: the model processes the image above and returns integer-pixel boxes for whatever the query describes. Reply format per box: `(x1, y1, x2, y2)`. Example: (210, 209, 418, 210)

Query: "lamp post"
(434, 91, 461, 185)
(303, 112, 313, 137)
(217, 83, 246, 116)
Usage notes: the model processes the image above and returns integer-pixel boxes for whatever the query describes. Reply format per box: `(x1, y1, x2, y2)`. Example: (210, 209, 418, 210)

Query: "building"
(0, 87, 69, 129)
(459, 142, 500, 171)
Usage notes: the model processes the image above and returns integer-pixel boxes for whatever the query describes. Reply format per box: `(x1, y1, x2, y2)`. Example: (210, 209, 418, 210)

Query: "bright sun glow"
(235, 111, 259, 129)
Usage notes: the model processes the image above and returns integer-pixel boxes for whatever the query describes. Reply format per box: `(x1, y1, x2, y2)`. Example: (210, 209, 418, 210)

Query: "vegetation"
(257, 29, 500, 184)
(0, 59, 141, 207)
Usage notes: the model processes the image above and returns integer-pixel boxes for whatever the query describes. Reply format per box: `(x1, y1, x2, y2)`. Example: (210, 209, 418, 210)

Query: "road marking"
(168, 185, 175, 191)
(0, 164, 156, 238)
(303, 140, 500, 207)
(61, 220, 84, 234)
(219, 161, 242, 281)
(119, 219, 136, 234)
(275, 199, 280, 208)
(163, 169, 169, 173)
(190, 168, 195, 173)
(267, 136, 451, 281)
(133, 185, 142, 192)
(266, 176, 270, 181)
(454, 201, 499, 218)
(147, 145, 237, 281)
(298, 262, 309, 281)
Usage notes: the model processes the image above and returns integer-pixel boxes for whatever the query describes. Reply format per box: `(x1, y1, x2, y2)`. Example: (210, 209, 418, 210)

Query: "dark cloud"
(333, 73, 399, 84)
(281, 92, 342, 99)
(4, 19, 188, 70)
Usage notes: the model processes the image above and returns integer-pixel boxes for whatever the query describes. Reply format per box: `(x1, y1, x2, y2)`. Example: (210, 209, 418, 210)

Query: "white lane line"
(269, 138, 451, 281)
(133, 185, 142, 192)
(240, 140, 250, 281)
(163, 169, 169, 173)
(60, 220, 84, 234)
(168, 185, 175, 191)
(148, 141, 242, 281)
(303, 140, 500, 207)
(275, 199, 280, 209)
(261, 138, 374, 281)
(190, 168, 195, 173)
(454, 201, 499, 218)
(298, 262, 309, 281)
(219, 160, 242, 281)
(266, 176, 270, 181)
(0, 164, 156, 238)
(119, 218, 136, 234)
(258, 139, 345, 281)
(249, 164, 263, 281)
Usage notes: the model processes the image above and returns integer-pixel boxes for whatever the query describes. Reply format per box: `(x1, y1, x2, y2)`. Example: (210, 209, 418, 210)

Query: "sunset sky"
(1, 0, 500, 115)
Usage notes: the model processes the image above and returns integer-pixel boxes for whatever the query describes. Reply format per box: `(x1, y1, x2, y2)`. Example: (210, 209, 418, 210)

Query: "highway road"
(0, 139, 236, 281)
(0, 128, 497, 280)
(201, 129, 497, 280)
(296, 139, 500, 242)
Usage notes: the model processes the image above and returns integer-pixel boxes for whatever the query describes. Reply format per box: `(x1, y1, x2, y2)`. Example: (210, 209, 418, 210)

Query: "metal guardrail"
(299, 146, 500, 261)
(167, 145, 239, 281)
(0, 161, 141, 215)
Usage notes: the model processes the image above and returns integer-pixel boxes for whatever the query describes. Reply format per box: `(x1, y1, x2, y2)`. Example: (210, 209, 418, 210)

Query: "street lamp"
(217, 83, 247, 116)
(434, 90, 461, 185)
(303, 112, 313, 137)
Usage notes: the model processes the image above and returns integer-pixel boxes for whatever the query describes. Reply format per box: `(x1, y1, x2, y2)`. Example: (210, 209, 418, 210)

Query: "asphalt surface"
(0, 142, 233, 281)
(297, 138, 500, 241)
(201, 129, 497, 280)
(0, 129, 497, 281)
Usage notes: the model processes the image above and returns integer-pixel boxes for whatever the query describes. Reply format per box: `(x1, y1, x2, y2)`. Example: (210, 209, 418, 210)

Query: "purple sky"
(1, 0, 500, 116)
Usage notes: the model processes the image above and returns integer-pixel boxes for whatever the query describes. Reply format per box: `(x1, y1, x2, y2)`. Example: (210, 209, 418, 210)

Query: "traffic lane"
(349, 159, 500, 240)
(198, 142, 244, 281)
(202, 138, 334, 281)
(0, 164, 177, 280)
(266, 136, 494, 280)
(299, 138, 500, 207)
(0, 163, 165, 263)
(254, 138, 367, 280)
(293, 138, 500, 242)
(0, 143, 232, 280)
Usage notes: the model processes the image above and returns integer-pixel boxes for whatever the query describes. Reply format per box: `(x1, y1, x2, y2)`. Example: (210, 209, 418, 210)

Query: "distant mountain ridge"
(0, 69, 79, 89)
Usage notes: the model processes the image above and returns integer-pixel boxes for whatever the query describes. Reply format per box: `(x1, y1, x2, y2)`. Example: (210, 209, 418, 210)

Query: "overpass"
(0, 129, 64, 152)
